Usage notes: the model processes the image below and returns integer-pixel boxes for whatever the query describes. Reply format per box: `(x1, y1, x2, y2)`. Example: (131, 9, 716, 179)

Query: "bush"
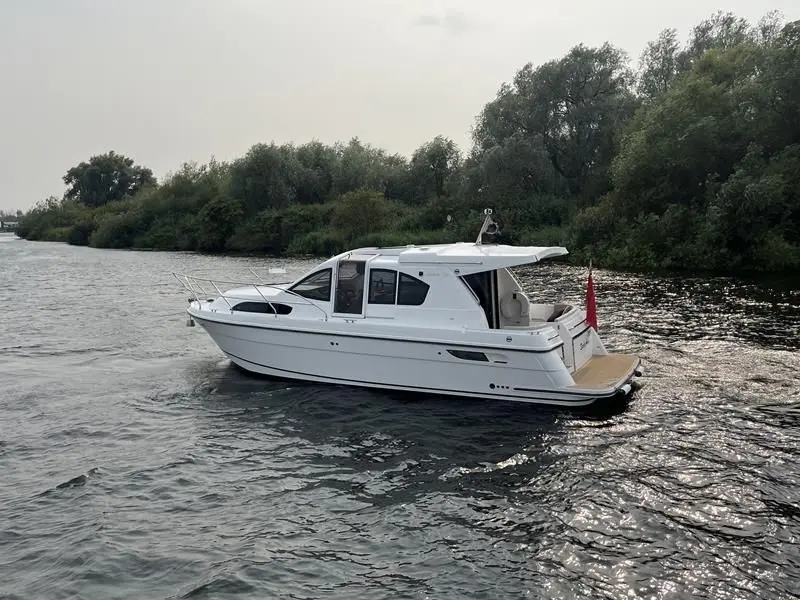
(42, 226, 72, 242)
(193, 194, 244, 252)
(89, 213, 140, 248)
(133, 215, 196, 250)
(67, 221, 95, 246)
(228, 203, 335, 254)
(516, 226, 570, 247)
(330, 189, 403, 243)
(286, 230, 347, 256)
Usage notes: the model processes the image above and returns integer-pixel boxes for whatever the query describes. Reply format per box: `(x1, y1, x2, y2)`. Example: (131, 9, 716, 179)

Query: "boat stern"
(569, 352, 643, 399)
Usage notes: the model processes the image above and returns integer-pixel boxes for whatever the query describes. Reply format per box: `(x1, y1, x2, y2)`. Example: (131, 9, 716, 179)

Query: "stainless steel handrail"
(172, 272, 329, 321)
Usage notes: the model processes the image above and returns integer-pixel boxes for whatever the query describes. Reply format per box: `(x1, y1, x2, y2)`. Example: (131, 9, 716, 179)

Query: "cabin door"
(333, 259, 367, 317)
(463, 270, 500, 329)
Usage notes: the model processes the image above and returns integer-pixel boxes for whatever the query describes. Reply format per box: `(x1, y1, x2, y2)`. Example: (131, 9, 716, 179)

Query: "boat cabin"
(278, 242, 570, 330)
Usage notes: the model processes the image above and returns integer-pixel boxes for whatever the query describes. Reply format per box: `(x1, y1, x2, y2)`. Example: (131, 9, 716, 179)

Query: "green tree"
(758, 20, 800, 151)
(473, 43, 636, 202)
(680, 11, 754, 70)
(755, 10, 785, 44)
(230, 143, 300, 214)
(637, 28, 681, 101)
(331, 138, 408, 198)
(330, 189, 399, 243)
(295, 141, 338, 204)
(408, 135, 462, 200)
(194, 195, 244, 252)
(64, 151, 155, 208)
(590, 17, 800, 271)
(612, 43, 766, 217)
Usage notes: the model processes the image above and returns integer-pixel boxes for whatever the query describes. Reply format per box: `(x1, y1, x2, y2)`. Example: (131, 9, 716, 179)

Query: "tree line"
(17, 11, 800, 272)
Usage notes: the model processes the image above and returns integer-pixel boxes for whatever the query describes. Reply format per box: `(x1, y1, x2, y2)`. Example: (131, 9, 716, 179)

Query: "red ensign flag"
(585, 264, 598, 330)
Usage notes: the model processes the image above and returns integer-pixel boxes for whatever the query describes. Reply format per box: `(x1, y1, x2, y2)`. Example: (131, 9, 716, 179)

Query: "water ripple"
(0, 240, 799, 598)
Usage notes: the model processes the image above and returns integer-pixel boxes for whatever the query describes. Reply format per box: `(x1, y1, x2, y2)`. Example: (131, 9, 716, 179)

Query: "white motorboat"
(175, 210, 642, 407)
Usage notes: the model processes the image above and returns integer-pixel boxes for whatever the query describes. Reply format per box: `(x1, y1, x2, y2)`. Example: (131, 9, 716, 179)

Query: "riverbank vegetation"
(17, 11, 800, 272)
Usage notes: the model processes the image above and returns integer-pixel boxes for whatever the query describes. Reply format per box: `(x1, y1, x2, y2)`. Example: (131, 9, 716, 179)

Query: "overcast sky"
(1, 0, 797, 212)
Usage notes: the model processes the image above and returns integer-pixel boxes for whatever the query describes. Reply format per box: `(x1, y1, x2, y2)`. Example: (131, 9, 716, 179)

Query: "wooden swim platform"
(571, 354, 640, 390)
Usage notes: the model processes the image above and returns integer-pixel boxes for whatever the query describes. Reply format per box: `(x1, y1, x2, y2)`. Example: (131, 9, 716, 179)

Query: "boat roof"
(333, 242, 568, 274)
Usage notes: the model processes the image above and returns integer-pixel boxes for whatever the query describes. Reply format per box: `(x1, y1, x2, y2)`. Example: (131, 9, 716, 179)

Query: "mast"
(475, 208, 499, 245)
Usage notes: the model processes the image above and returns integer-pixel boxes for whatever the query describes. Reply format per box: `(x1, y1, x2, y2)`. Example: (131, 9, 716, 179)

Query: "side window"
(368, 269, 397, 304)
(397, 273, 430, 306)
(231, 301, 292, 315)
(289, 268, 331, 301)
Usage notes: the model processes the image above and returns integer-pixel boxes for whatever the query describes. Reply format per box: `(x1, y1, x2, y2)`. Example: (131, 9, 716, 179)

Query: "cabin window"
(397, 273, 429, 306)
(231, 301, 292, 315)
(368, 269, 397, 304)
(289, 268, 331, 301)
(447, 349, 489, 362)
(334, 260, 365, 314)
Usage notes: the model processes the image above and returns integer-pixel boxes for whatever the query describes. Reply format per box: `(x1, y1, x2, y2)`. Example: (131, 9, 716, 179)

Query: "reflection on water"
(518, 263, 800, 351)
(0, 239, 798, 599)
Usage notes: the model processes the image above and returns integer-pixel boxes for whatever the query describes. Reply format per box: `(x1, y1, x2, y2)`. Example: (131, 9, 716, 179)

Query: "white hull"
(191, 314, 639, 407)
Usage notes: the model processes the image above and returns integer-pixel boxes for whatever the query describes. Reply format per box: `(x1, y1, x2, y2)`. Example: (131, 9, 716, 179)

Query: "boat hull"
(191, 314, 639, 407)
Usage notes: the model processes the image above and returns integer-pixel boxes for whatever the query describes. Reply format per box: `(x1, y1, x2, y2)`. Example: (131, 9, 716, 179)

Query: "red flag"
(585, 263, 598, 330)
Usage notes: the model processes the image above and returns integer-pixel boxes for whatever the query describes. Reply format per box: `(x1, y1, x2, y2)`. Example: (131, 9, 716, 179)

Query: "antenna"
(475, 208, 500, 245)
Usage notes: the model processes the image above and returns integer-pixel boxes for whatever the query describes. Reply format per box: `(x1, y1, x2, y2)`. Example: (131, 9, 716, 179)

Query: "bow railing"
(172, 271, 329, 321)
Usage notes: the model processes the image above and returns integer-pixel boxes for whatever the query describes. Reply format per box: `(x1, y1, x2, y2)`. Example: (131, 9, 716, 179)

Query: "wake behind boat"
(174, 210, 642, 407)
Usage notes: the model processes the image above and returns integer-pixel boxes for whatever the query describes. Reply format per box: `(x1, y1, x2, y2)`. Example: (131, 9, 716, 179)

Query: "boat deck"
(571, 354, 639, 390)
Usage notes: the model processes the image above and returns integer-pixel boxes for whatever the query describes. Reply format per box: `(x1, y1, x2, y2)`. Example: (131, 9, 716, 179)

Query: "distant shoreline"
(14, 12, 800, 275)
(14, 235, 800, 281)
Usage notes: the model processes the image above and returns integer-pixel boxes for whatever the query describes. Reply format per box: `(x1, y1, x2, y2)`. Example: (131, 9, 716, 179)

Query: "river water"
(1, 233, 799, 599)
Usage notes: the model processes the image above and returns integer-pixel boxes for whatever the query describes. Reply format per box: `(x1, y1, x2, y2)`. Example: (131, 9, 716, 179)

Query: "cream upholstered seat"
(500, 290, 530, 324)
